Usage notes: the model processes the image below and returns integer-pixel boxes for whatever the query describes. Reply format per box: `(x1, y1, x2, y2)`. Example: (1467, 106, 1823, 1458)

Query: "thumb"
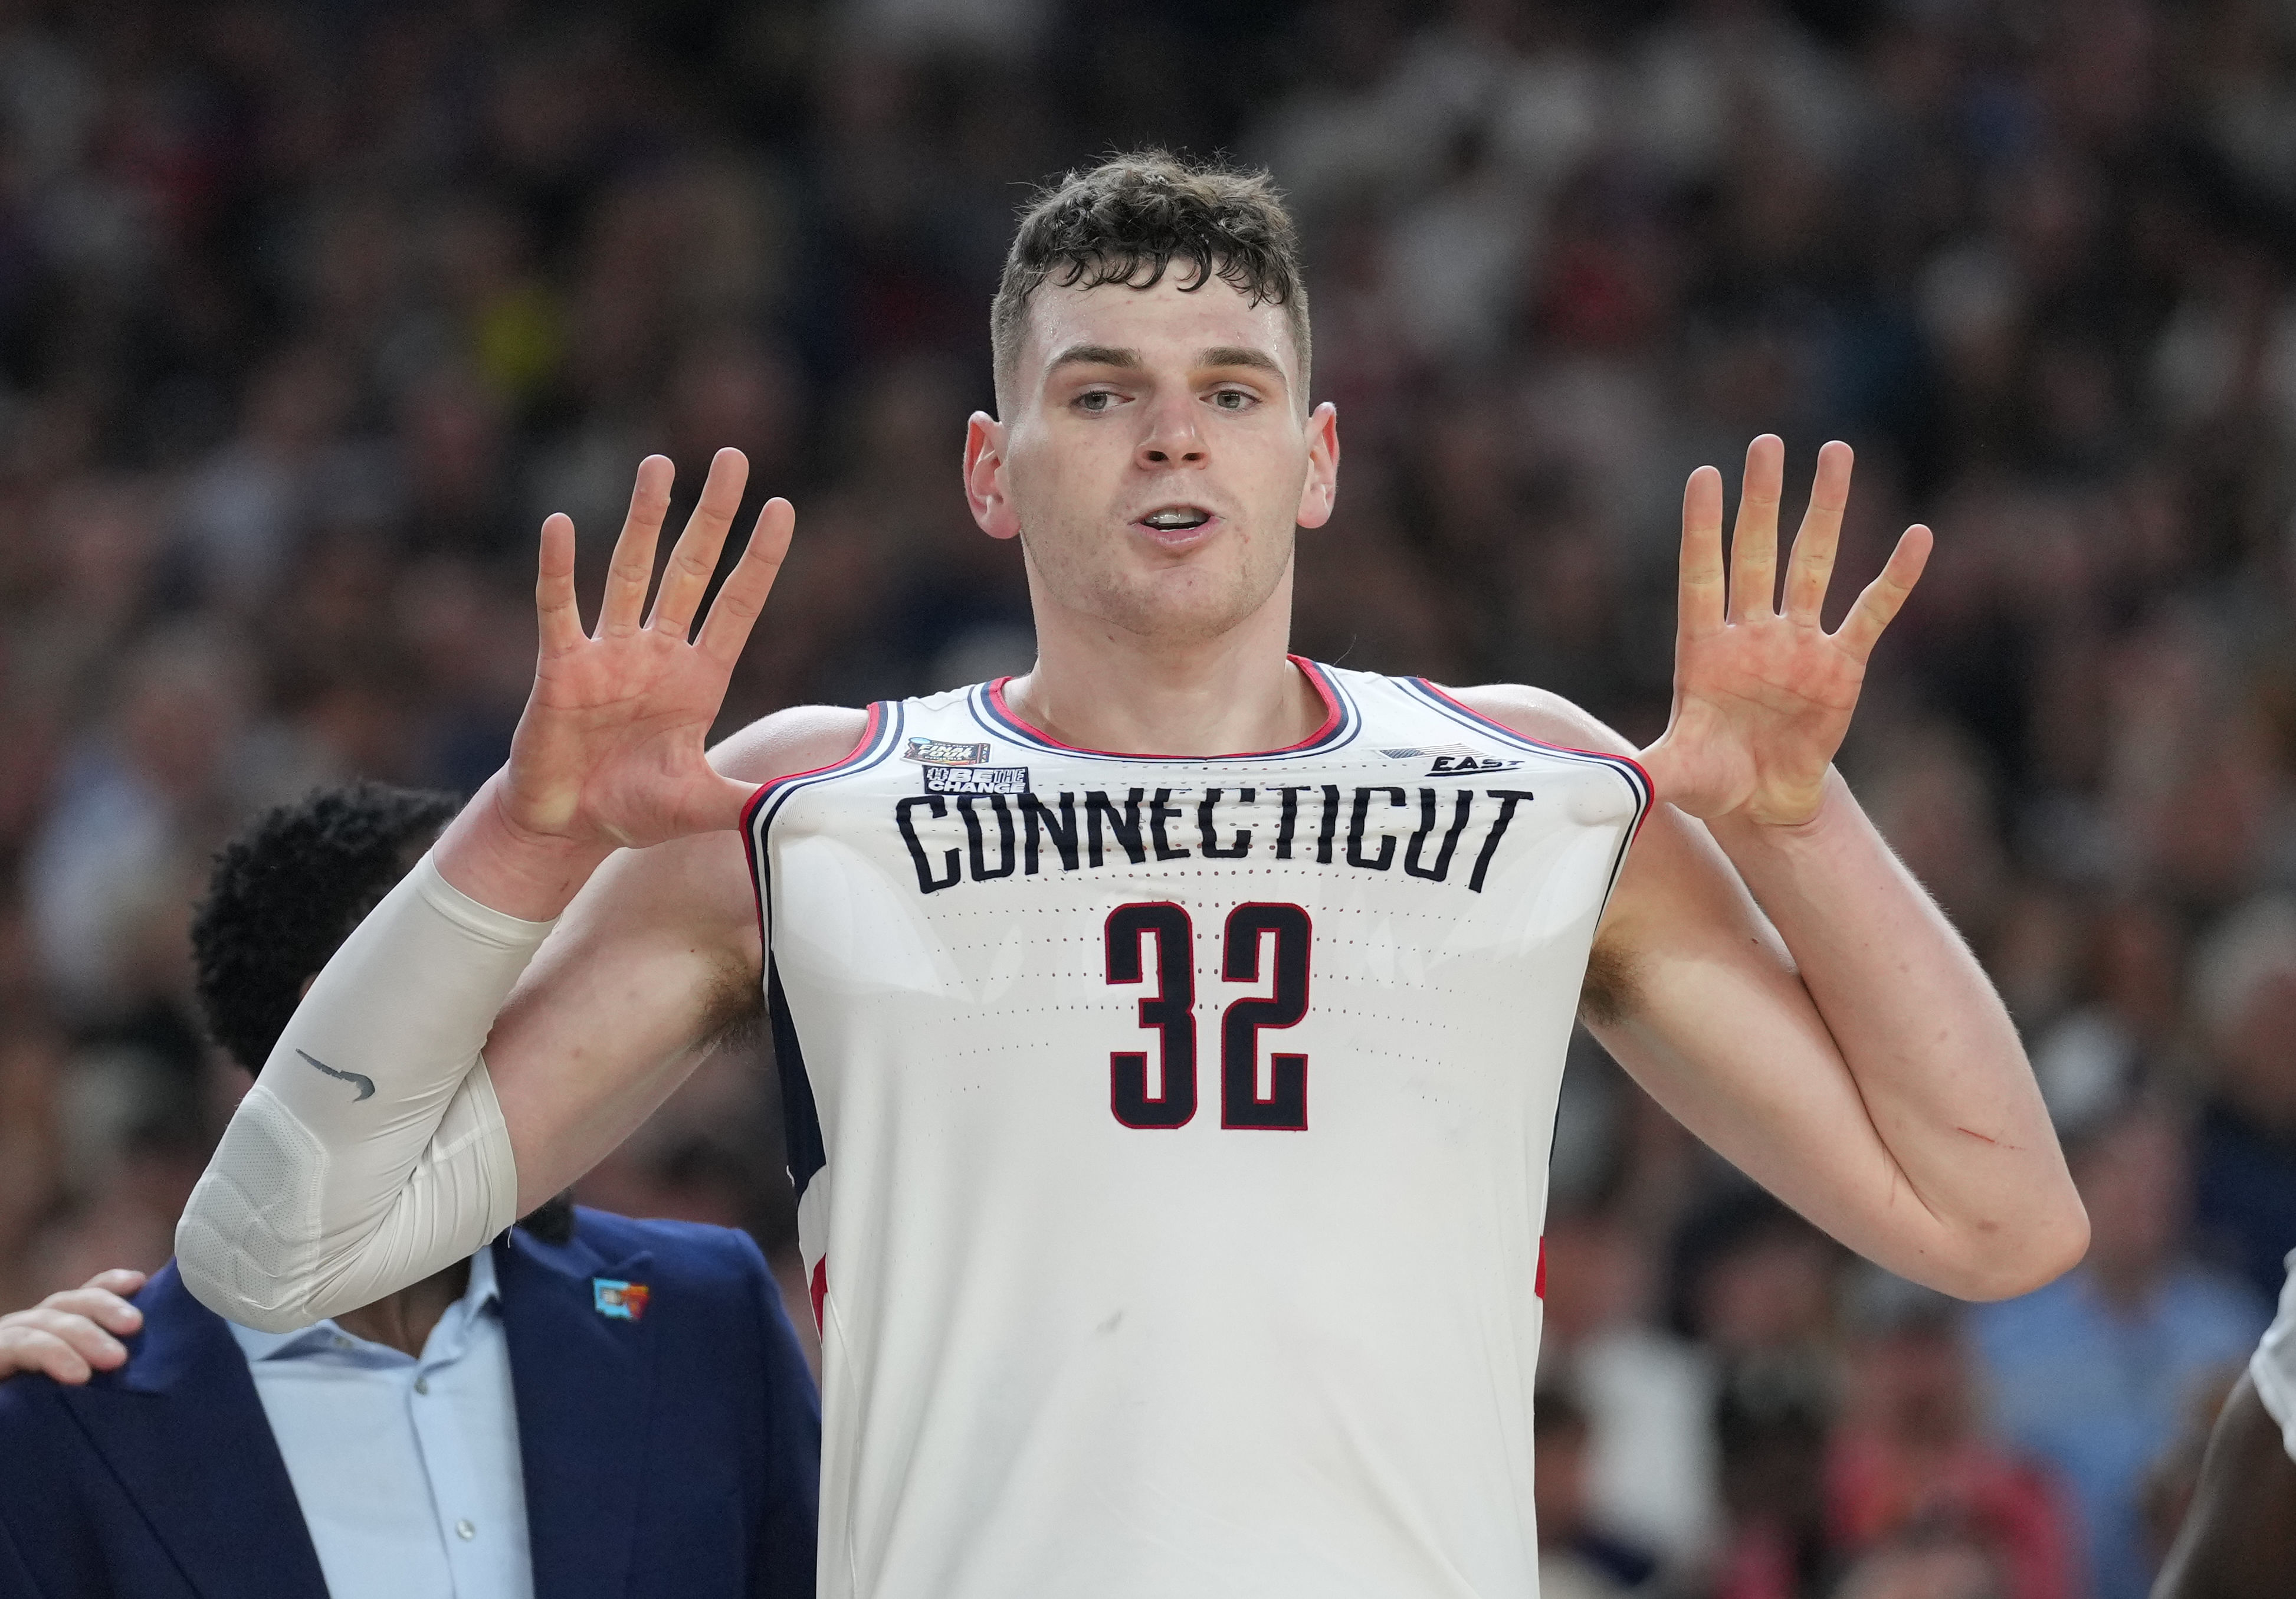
(703, 771, 765, 834)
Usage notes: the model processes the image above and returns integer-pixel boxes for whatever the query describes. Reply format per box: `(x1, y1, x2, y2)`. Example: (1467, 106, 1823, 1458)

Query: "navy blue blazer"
(0, 1208, 818, 1598)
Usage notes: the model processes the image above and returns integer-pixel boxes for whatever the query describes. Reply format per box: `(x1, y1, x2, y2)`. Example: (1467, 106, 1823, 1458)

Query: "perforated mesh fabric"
(177, 851, 540, 1331)
(176, 1085, 326, 1330)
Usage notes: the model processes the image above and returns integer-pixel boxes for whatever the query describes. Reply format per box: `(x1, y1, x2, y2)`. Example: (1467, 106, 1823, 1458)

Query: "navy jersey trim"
(1399, 679, 1653, 815)
(966, 657, 1362, 763)
(766, 956, 826, 1202)
(742, 697, 904, 952)
(740, 702, 903, 1204)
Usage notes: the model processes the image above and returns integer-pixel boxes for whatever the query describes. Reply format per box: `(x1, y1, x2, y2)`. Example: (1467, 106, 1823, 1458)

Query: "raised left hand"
(1640, 435, 1931, 827)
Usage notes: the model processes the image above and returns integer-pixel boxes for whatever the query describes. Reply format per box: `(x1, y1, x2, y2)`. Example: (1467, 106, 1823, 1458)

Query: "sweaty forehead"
(1016, 275, 1300, 392)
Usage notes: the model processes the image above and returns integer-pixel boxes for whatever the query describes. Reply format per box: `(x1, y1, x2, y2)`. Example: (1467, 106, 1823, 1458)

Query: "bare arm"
(1457, 437, 2084, 1300)
(2151, 1374, 2296, 1599)
(483, 705, 865, 1211)
(179, 449, 861, 1323)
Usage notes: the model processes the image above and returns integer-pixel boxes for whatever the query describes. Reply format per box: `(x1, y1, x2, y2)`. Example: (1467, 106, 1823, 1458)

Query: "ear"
(965, 412, 1021, 540)
(1295, 401, 1340, 529)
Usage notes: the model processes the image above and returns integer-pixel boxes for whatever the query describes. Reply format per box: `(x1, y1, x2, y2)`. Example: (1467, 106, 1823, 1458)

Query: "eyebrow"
(1197, 346, 1285, 382)
(1047, 343, 1143, 372)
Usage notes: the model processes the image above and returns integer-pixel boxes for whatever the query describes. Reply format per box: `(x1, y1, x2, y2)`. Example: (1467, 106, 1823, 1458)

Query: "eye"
(1210, 388, 1257, 412)
(1074, 389, 1119, 414)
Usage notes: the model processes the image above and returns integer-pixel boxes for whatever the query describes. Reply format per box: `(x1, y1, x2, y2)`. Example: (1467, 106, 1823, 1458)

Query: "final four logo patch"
(593, 1279, 650, 1321)
(904, 736, 993, 766)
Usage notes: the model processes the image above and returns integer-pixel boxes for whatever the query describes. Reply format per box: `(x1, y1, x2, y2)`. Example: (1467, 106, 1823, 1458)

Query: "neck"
(333, 1259, 471, 1358)
(1008, 569, 1320, 757)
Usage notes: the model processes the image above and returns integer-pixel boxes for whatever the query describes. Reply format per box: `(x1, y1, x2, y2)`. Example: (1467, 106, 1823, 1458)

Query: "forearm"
(434, 772, 617, 922)
(1709, 769, 2082, 1287)
(176, 853, 550, 1330)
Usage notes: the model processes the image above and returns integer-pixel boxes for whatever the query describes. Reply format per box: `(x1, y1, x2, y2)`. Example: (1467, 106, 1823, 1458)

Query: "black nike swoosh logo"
(296, 1049, 375, 1102)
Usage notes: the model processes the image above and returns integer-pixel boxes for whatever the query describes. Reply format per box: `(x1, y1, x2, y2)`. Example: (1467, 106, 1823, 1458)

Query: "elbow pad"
(178, 851, 551, 1331)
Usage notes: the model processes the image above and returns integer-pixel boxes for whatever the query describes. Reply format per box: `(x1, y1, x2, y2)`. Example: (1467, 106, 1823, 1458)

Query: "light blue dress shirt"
(228, 1247, 536, 1599)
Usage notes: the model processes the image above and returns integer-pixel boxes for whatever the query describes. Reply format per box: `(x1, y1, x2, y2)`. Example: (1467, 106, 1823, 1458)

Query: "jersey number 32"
(1103, 901, 1311, 1131)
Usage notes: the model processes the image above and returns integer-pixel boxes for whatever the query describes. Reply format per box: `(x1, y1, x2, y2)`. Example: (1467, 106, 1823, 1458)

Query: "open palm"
(1642, 435, 1930, 827)
(497, 448, 793, 853)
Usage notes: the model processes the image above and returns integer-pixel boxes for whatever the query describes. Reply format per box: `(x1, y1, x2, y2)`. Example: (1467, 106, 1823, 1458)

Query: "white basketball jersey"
(742, 660, 1649, 1598)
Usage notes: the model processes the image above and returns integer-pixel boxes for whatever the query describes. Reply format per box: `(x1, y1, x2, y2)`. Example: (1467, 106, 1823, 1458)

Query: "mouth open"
(1135, 504, 1217, 543)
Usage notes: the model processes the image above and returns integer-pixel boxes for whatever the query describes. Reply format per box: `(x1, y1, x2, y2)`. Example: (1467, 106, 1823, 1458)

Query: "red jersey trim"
(981, 656, 1345, 761)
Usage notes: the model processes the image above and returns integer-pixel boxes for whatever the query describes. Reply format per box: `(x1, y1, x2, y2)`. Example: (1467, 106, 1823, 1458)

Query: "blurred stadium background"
(3, 1, 2295, 1593)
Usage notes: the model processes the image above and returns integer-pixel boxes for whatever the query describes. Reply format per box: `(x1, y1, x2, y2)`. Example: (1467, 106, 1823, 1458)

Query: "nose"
(1136, 394, 1206, 470)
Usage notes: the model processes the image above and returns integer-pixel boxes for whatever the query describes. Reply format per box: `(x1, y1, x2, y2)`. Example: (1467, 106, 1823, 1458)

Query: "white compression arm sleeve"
(176, 851, 552, 1332)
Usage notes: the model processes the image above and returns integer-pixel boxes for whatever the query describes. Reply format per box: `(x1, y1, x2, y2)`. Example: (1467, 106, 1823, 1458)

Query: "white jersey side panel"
(743, 663, 1649, 1598)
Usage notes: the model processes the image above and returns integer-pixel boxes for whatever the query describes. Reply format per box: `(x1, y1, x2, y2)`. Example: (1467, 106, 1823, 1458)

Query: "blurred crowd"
(2, 0, 2295, 1594)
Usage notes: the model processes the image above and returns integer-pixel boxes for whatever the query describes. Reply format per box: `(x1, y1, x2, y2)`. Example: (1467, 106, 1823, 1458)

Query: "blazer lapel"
(59, 1263, 329, 1599)
(498, 1230, 658, 1598)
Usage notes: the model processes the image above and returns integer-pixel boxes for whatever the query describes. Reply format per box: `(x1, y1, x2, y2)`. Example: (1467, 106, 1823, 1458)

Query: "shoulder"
(1422, 680, 1641, 761)
(0, 1367, 68, 1434)
(709, 704, 875, 788)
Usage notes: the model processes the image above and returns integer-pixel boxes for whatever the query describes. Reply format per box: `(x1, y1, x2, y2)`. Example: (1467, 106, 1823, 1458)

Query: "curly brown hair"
(991, 150, 1311, 412)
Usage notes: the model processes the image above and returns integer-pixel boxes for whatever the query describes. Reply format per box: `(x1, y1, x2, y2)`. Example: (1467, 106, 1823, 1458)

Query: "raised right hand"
(0, 1269, 147, 1384)
(493, 448, 793, 859)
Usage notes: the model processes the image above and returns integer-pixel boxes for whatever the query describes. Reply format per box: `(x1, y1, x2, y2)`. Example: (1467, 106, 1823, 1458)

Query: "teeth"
(1143, 509, 1209, 530)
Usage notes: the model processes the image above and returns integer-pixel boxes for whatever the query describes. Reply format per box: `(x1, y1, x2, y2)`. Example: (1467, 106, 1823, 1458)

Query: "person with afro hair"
(0, 782, 821, 1599)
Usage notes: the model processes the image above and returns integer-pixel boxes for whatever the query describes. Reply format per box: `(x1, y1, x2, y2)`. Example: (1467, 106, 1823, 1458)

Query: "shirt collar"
(228, 1248, 497, 1364)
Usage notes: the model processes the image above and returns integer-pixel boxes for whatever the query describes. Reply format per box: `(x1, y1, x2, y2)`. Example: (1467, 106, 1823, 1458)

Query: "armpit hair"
(695, 953, 767, 1056)
(1578, 937, 1640, 1028)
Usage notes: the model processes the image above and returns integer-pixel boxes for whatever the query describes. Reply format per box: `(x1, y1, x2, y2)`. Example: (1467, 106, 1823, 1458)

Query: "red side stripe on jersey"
(743, 700, 885, 829)
(1536, 1237, 1546, 1300)
(810, 1256, 828, 1335)
(984, 654, 1344, 759)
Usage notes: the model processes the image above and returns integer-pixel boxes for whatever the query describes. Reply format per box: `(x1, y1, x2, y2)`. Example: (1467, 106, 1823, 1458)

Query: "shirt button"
(456, 1519, 475, 1541)
(414, 1377, 429, 1395)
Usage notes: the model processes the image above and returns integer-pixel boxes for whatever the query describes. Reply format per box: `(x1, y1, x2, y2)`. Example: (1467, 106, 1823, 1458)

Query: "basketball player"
(2151, 1251, 2296, 1597)
(178, 155, 2085, 1595)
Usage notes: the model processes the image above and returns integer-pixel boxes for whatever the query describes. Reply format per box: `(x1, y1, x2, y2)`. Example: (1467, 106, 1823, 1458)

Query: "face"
(965, 275, 1339, 646)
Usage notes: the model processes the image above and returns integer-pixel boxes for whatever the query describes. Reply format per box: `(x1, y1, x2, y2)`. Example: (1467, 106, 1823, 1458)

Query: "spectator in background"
(1830, 1270, 2078, 1599)
(1533, 1380, 1662, 1597)
(1832, 1536, 2008, 1599)
(5, 0, 2296, 1584)
(1670, 1185, 1845, 1361)
(1972, 1097, 2267, 1599)
(2187, 898, 2296, 1307)
(1540, 1199, 1721, 1572)
(1708, 1352, 1840, 1599)
(0, 784, 819, 1598)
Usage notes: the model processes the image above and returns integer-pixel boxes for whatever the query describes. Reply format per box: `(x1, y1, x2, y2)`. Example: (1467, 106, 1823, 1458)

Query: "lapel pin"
(592, 1278, 650, 1321)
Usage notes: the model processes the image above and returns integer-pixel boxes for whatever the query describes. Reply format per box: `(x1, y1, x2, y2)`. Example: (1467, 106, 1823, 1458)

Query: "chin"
(1094, 571, 1270, 644)
(1023, 522, 1290, 644)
